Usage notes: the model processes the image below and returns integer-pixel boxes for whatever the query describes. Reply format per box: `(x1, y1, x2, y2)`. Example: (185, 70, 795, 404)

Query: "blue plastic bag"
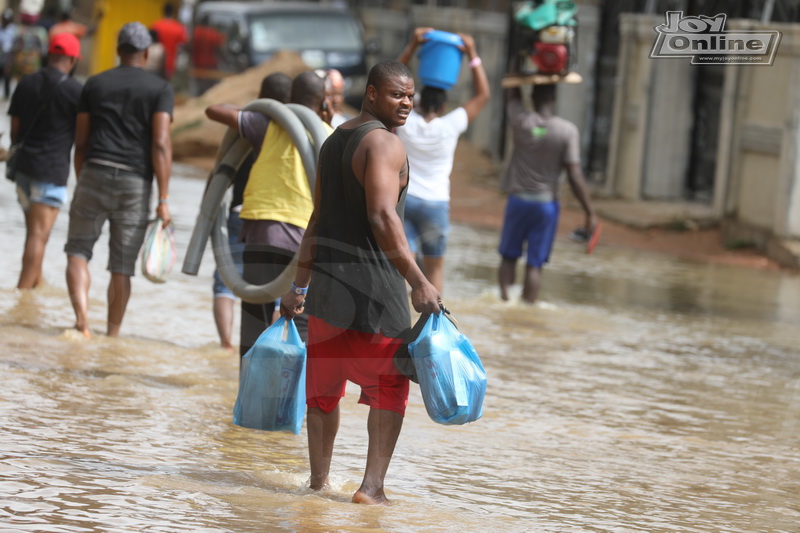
(232, 317, 307, 434)
(408, 312, 487, 425)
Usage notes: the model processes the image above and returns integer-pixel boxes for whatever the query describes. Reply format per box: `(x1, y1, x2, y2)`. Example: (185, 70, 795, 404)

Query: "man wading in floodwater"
(64, 22, 174, 337)
(281, 59, 441, 505)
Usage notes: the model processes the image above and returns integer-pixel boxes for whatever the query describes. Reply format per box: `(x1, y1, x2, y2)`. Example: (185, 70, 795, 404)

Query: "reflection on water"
(1, 168, 799, 532)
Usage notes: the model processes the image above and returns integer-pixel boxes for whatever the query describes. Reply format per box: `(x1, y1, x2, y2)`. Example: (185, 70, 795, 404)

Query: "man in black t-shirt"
(64, 22, 174, 338)
(9, 32, 82, 290)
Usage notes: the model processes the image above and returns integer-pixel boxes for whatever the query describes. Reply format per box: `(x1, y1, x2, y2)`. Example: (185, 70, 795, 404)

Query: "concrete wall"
(605, 14, 695, 202)
(720, 20, 800, 241)
(605, 14, 800, 263)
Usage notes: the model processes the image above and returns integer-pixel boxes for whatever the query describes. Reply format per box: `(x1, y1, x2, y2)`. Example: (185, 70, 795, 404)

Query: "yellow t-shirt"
(240, 121, 333, 228)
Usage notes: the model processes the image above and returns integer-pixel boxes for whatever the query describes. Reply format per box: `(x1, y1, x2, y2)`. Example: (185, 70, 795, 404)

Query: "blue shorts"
(498, 195, 560, 268)
(403, 195, 449, 257)
(213, 209, 245, 299)
(16, 172, 68, 211)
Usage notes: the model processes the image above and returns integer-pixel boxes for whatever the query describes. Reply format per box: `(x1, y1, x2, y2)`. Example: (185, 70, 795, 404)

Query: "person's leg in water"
(519, 200, 558, 304)
(66, 255, 92, 337)
(498, 256, 517, 301)
(63, 166, 116, 338)
(307, 405, 340, 490)
(213, 210, 243, 351)
(497, 196, 527, 302)
(16, 175, 67, 288)
(106, 272, 132, 337)
(352, 407, 404, 505)
(18, 202, 60, 289)
(213, 295, 236, 351)
(521, 264, 543, 303)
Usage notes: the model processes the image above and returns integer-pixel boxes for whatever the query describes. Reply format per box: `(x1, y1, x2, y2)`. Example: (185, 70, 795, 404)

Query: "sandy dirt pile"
(171, 51, 310, 165)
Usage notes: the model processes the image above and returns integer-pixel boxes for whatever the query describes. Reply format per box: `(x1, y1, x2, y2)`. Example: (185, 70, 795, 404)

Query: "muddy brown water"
(1, 164, 799, 532)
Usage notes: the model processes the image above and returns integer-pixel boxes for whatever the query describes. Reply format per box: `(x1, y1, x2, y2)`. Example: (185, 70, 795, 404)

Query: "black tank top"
(305, 121, 410, 338)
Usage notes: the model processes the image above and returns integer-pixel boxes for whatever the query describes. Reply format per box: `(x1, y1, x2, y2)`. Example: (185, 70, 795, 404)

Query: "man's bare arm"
(458, 33, 490, 122)
(397, 27, 434, 65)
(9, 116, 20, 145)
(565, 162, 597, 232)
(205, 104, 241, 130)
(361, 131, 440, 314)
(151, 111, 172, 227)
(280, 165, 322, 318)
(73, 112, 91, 177)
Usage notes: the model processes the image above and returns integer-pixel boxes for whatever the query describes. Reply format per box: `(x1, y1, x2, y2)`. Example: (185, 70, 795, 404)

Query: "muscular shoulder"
(351, 125, 407, 182)
(362, 126, 403, 151)
(363, 127, 406, 165)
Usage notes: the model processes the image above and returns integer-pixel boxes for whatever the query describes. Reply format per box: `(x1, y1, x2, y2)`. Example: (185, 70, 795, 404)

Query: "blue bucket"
(417, 30, 464, 90)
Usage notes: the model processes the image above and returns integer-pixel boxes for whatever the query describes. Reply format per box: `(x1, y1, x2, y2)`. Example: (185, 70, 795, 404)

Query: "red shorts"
(306, 316, 409, 416)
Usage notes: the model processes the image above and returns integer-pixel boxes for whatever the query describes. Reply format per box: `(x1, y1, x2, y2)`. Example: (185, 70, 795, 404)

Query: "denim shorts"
(64, 163, 151, 276)
(213, 209, 245, 299)
(498, 195, 560, 268)
(16, 172, 68, 211)
(403, 195, 450, 257)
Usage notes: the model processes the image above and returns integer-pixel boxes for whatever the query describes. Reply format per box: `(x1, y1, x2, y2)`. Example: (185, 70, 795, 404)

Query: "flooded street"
(1, 165, 799, 532)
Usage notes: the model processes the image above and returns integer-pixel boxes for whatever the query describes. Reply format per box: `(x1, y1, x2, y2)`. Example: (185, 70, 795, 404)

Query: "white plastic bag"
(140, 218, 177, 283)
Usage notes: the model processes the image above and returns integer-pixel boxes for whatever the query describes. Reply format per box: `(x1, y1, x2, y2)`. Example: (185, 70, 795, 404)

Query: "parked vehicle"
(189, 1, 375, 106)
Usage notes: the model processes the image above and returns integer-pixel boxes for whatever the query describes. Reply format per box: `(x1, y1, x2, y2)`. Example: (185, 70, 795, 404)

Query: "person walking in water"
(281, 59, 441, 505)
(10, 33, 82, 289)
(205, 72, 292, 352)
(396, 27, 490, 294)
(64, 22, 174, 337)
(498, 56, 596, 304)
(206, 71, 331, 354)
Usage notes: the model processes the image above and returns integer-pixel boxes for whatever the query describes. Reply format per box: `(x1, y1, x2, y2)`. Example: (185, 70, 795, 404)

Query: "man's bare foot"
(351, 489, 390, 505)
(75, 325, 92, 338)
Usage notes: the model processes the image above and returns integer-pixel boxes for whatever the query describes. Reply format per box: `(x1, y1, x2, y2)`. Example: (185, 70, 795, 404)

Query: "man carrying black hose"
(205, 72, 292, 353)
(205, 70, 332, 355)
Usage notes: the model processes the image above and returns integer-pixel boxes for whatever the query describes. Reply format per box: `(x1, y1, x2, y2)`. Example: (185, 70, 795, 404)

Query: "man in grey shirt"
(498, 78, 596, 304)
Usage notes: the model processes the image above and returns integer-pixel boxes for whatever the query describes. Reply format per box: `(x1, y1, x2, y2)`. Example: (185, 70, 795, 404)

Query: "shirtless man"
(281, 60, 441, 505)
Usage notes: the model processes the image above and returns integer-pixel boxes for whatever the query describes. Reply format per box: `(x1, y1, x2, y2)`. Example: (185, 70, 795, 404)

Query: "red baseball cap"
(48, 33, 82, 59)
